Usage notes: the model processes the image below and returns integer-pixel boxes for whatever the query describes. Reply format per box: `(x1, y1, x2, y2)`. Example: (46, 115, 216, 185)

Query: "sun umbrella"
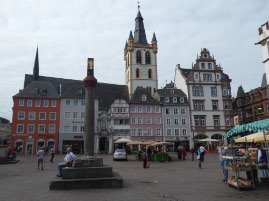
(198, 138, 220, 142)
(114, 138, 132, 144)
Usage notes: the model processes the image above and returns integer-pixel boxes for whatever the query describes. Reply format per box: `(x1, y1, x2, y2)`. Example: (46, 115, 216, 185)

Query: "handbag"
(197, 155, 200, 160)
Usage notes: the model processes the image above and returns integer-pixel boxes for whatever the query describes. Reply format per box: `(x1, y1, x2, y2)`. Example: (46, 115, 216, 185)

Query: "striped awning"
(224, 119, 269, 139)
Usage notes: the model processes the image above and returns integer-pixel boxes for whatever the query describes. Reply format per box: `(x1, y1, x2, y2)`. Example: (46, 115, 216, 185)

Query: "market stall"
(151, 142, 174, 162)
(224, 119, 269, 189)
(198, 138, 220, 152)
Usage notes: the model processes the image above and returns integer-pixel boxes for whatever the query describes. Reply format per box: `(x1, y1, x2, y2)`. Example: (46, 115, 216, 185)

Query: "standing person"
(27, 146, 32, 157)
(197, 149, 202, 169)
(147, 147, 152, 161)
(182, 147, 187, 160)
(50, 147, 54, 162)
(57, 147, 77, 177)
(218, 143, 229, 182)
(37, 148, 45, 170)
(177, 146, 182, 160)
(142, 149, 147, 168)
(190, 147, 195, 161)
(199, 145, 205, 162)
(256, 145, 268, 179)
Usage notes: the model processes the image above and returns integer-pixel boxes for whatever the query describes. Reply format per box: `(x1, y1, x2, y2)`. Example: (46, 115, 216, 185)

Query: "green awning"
(224, 119, 269, 139)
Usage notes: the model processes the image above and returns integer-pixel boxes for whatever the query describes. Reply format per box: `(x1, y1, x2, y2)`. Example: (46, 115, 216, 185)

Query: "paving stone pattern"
(0, 153, 268, 201)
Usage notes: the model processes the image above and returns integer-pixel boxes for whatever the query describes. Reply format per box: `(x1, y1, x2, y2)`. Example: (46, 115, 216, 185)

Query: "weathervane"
(137, 1, 140, 10)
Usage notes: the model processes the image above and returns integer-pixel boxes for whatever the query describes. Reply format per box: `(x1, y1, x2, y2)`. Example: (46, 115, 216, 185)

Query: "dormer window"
(142, 95, 147, 101)
(41, 89, 47, 95)
(171, 90, 174, 94)
(77, 89, 83, 95)
(165, 97, 169, 103)
(33, 88, 39, 95)
(173, 97, 177, 103)
(180, 97, 185, 103)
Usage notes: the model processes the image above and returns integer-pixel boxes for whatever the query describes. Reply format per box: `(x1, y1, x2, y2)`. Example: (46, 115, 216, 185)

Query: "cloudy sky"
(0, 0, 268, 121)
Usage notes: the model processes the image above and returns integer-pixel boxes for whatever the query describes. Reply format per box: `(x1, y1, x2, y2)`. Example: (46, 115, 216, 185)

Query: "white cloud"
(0, 0, 268, 121)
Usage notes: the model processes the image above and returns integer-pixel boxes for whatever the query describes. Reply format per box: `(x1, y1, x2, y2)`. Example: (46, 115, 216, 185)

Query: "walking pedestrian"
(199, 145, 205, 162)
(37, 148, 45, 171)
(197, 149, 202, 169)
(147, 147, 152, 161)
(177, 146, 182, 160)
(218, 143, 229, 182)
(142, 149, 147, 168)
(182, 147, 187, 160)
(27, 146, 32, 157)
(190, 147, 195, 161)
(50, 147, 54, 162)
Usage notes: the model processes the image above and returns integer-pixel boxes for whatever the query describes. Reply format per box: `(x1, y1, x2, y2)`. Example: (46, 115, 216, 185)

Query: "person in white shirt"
(57, 147, 77, 177)
(199, 145, 205, 162)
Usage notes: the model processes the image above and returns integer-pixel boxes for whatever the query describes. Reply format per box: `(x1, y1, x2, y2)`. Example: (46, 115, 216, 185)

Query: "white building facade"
(174, 48, 233, 146)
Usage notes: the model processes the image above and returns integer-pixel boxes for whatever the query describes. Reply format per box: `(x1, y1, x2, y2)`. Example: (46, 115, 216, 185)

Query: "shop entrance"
(99, 137, 109, 153)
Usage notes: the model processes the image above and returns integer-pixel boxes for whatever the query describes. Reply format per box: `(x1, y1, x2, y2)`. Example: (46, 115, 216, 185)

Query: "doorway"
(99, 137, 109, 153)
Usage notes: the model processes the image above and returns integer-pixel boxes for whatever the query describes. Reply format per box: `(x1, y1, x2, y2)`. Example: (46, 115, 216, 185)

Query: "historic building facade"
(174, 48, 233, 143)
(129, 88, 162, 142)
(0, 117, 11, 144)
(154, 84, 191, 149)
(11, 49, 61, 154)
(124, 9, 158, 97)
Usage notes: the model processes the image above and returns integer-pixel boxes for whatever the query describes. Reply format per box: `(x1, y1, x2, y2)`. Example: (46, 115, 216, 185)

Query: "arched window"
(148, 69, 152, 79)
(136, 51, 142, 64)
(145, 51, 151, 64)
(136, 68, 140, 78)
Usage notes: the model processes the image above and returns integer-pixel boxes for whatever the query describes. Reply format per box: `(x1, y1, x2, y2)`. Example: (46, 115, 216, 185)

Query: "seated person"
(57, 147, 77, 177)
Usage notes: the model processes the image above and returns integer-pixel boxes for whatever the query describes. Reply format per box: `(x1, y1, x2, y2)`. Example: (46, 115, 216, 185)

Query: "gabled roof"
(129, 88, 160, 105)
(236, 86, 245, 98)
(156, 88, 186, 97)
(261, 73, 267, 88)
(22, 74, 129, 111)
(14, 80, 59, 99)
(180, 68, 191, 78)
(0, 117, 10, 124)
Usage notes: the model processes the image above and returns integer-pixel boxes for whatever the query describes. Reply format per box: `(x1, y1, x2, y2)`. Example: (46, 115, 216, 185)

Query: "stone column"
(83, 58, 97, 156)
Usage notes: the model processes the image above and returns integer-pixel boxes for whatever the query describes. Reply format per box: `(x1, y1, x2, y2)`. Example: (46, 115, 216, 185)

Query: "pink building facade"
(129, 88, 163, 142)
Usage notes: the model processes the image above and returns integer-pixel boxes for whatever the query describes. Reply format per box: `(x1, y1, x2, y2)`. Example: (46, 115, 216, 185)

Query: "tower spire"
(33, 46, 39, 80)
(133, 5, 147, 44)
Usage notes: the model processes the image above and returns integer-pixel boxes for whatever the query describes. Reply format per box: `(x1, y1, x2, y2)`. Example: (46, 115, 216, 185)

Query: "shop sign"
(72, 121, 84, 124)
(12, 134, 28, 136)
(200, 131, 206, 134)
(74, 136, 83, 139)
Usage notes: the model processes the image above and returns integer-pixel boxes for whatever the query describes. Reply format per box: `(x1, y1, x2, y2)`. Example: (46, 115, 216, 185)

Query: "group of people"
(176, 146, 187, 160)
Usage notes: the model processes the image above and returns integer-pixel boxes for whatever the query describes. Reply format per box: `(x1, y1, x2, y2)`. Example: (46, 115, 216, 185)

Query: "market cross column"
(83, 58, 97, 156)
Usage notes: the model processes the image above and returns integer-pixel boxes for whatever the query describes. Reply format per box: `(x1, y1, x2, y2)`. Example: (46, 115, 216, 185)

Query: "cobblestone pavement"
(0, 153, 268, 201)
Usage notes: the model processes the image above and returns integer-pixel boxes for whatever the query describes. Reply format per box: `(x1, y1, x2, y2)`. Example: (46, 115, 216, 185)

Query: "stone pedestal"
(49, 157, 123, 190)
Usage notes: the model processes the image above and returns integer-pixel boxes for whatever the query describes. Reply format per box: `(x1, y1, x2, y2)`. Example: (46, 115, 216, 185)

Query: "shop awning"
(224, 119, 269, 139)
(198, 138, 220, 142)
(234, 132, 264, 143)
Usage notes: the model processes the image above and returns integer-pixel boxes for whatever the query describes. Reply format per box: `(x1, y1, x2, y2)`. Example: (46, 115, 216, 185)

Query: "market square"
(0, 153, 268, 201)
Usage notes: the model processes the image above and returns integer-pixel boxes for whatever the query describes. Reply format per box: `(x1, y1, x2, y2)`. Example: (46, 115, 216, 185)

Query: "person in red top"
(182, 147, 187, 160)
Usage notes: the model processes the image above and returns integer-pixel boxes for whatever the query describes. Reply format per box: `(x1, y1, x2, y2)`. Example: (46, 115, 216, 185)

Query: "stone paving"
(0, 153, 268, 201)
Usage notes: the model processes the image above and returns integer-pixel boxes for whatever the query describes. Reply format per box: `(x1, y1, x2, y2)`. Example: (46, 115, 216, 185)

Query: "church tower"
(124, 7, 158, 97)
(256, 21, 269, 82)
